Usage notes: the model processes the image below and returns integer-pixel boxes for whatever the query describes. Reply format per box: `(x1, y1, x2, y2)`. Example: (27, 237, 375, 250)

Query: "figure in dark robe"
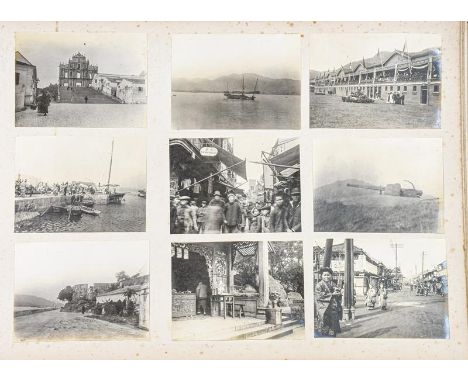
(314, 267, 342, 337)
(37, 92, 50, 116)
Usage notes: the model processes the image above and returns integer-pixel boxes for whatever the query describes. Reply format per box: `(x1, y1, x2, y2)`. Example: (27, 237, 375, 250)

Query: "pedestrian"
(314, 267, 342, 337)
(248, 207, 262, 233)
(37, 92, 50, 116)
(170, 196, 178, 234)
(196, 200, 207, 234)
(81, 306, 85, 314)
(204, 191, 225, 234)
(224, 192, 243, 233)
(269, 194, 291, 232)
(175, 196, 196, 234)
(366, 285, 377, 310)
(84, 95, 88, 103)
(288, 187, 301, 232)
(189, 200, 199, 233)
(259, 205, 271, 233)
(378, 283, 388, 310)
(196, 281, 208, 315)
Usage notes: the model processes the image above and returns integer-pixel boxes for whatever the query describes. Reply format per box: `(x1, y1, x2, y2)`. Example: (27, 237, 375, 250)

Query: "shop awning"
(269, 145, 300, 167)
(209, 141, 247, 180)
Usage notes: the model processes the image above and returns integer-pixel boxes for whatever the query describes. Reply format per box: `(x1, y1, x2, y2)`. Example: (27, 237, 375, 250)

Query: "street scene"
(170, 137, 301, 234)
(15, 32, 147, 128)
(15, 135, 147, 233)
(310, 34, 441, 129)
(172, 241, 304, 340)
(313, 138, 443, 233)
(172, 34, 301, 130)
(313, 237, 448, 338)
(14, 241, 149, 341)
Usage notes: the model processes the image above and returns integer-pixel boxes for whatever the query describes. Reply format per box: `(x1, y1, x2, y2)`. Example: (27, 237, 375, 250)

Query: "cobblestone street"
(338, 291, 448, 338)
(15, 103, 146, 128)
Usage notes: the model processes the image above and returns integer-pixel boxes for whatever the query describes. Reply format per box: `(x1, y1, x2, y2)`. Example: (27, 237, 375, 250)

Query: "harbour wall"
(15, 195, 72, 213)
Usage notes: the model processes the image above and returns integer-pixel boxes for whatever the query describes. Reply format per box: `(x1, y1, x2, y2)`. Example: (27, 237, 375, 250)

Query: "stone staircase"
(58, 86, 121, 104)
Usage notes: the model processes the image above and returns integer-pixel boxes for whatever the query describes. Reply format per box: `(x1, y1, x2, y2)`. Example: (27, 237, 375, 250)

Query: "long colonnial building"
(310, 47, 441, 106)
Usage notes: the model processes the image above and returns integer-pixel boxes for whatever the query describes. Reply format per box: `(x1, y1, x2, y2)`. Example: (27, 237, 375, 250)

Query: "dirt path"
(15, 310, 147, 341)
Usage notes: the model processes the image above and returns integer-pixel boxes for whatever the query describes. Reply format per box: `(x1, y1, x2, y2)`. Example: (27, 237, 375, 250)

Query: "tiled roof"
(15, 51, 34, 66)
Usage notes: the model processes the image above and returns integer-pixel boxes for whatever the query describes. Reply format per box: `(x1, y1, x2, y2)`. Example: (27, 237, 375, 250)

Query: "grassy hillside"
(15, 294, 59, 308)
(314, 180, 441, 233)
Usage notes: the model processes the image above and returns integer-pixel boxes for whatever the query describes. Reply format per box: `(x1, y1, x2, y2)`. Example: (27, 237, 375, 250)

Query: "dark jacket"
(288, 201, 301, 232)
(269, 205, 289, 232)
(224, 201, 243, 227)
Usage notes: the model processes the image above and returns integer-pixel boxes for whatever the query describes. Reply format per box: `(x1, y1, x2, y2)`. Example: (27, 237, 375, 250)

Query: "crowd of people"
(412, 279, 447, 297)
(170, 188, 301, 234)
(15, 178, 98, 198)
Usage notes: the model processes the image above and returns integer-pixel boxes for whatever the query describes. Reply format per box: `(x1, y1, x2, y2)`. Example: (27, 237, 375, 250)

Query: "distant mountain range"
(15, 294, 61, 308)
(172, 73, 300, 95)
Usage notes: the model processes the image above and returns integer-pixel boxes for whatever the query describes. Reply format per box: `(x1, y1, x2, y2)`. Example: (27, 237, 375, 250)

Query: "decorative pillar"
(322, 238, 333, 268)
(343, 239, 355, 321)
(258, 241, 269, 307)
(227, 245, 233, 293)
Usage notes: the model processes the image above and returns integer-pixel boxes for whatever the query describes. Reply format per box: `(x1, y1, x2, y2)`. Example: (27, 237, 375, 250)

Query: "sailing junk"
(346, 181, 423, 198)
(105, 139, 125, 204)
(224, 76, 258, 100)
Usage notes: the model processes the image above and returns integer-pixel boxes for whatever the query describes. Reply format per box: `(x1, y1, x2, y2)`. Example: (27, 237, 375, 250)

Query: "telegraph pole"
(421, 251, 427, 279)
(390, 243, 404, 288)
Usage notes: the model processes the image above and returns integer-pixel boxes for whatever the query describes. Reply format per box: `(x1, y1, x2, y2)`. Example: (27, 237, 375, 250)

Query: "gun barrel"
(346, 183, 383, 191)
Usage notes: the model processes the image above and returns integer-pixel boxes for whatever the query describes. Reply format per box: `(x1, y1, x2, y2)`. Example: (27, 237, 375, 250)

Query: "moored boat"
(138, 190, 146, 198)
(80, 206, 101, 216)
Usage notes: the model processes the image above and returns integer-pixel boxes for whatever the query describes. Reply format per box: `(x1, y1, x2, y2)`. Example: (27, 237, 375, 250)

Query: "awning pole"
(249, 160, 301, 169)
(177, 159, 246, 193)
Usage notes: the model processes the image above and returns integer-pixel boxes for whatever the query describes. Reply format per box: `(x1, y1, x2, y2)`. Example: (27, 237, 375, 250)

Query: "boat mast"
(242, 76, 245, 96)
(106, 139, 114, 192)
(252, 78, 258, 94)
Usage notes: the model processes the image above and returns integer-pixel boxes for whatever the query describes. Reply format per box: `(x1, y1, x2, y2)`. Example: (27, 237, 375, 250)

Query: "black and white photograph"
(14, 241, 149, 341)
(313, 237, 448, 339)
(15, 32, 147, 128)
(310, 34, 441, 129)
(170, 137, 301, 234)
(172, 34, 301, 130)
(15, 135, 146, 233)
(313, 138, 443, 233)
(171, 241, 304, 340)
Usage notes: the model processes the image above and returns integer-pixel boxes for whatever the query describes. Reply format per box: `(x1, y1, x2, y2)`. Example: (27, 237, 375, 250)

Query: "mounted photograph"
(313, 237, 448, 339)
(170, 137, 301, 234)
(172, 34, 301, 130)
(171, 241, 304, 340)
(14, 241, 149, 341)
(310, 34, 441, 128)
(15, 32, 147, 128)
(313, 138, 443, 233)
(15, 135, 146, 233)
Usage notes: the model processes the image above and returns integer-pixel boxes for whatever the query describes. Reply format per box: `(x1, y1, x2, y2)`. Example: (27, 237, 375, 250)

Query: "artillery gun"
(346, 180, 423, 198)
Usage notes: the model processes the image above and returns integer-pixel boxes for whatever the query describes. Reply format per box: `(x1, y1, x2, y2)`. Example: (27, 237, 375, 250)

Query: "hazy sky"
(16, 33, 147, 86)
(310, 33, 441, 71)
(172, 34, 301, 80)
(16, 136, 146, 189)
(314, 237, 446, 278)
(15, 241, 149, 302)
(313, 138, 443, 198)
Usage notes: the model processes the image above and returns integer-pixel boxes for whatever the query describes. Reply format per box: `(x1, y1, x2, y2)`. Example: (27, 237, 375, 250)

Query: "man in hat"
(269, 193, 291, 232)
(224, 192, 243, 233)
(314, 267, 342, 337)
(170, 196, 178, 234)
(288, 187, 301, 232)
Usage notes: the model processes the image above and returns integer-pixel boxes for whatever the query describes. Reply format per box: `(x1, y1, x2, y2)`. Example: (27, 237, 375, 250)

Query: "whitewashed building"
(15, 51, 38, 111)
(91, 73, 146, 103)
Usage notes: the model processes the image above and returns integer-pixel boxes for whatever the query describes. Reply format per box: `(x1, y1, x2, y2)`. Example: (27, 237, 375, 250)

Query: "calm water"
(15, 193, 146, 233)
(172, 92, 300, 129)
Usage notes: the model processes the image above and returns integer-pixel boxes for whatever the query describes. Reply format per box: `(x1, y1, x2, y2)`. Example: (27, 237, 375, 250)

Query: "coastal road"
(338, 291, 448, 339)
(15, 103, 146, 128)
(15, 310, 147, 341)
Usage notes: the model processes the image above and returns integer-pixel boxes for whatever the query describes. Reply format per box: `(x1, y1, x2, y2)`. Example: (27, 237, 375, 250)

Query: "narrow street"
(338, 291, 449, 338)
(15, 309, 148, 341)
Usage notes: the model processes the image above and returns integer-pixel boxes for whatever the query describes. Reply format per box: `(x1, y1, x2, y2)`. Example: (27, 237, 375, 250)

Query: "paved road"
(15, 103, 146, 128)
(338, 291, 449, 338)
(15, 310, 147, 341)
